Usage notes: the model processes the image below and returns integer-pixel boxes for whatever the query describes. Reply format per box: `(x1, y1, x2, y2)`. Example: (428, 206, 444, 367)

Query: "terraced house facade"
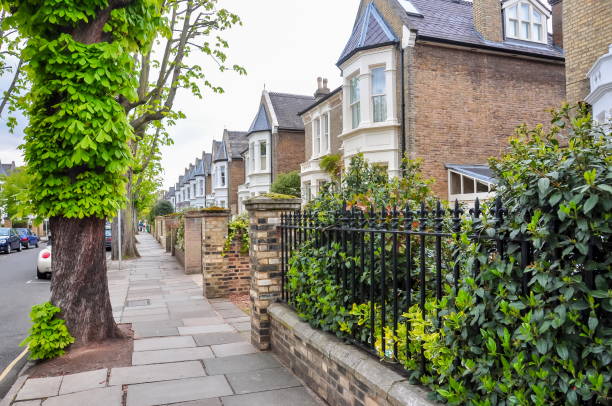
(300, 0, 566, 204)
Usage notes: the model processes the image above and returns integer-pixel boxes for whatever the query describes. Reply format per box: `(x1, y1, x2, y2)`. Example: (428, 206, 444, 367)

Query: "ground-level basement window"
(447, 167, 495, 204)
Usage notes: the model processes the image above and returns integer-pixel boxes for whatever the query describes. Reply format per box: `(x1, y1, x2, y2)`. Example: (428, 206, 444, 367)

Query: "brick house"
(301, 0, 566, 203)
(237, 90, 314, 213)
(171, 151, 212, 210)
(209, 130, 248, 213)
(299, 79, 343, 202)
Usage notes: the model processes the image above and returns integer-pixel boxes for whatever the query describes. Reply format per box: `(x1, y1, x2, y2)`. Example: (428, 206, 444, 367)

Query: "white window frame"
(313, 117, 321, 157)
(371, 66, 387, 123)
(218, 165, 226, 188)
(503, 1, 548, 44)
(349, 75, 361, 129)
(321, 112, 330, 155)
(447, 170, 495, 203)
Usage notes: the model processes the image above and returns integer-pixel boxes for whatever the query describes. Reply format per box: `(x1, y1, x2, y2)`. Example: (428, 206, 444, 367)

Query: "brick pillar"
(201, 209, 231, 298)
(245, 196, 301, 350)
(184, 211, 206, 275)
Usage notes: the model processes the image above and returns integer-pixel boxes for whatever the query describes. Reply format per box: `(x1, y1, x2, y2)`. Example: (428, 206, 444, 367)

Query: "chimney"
(549, 0, 563, 48)
(473, 0, 503, 43)
(314, 77, 330, 99)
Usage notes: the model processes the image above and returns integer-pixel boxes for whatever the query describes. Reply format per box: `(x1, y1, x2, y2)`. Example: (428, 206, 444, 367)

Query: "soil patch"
(229, 293, 250, 315)
(29, 324, 133, 378)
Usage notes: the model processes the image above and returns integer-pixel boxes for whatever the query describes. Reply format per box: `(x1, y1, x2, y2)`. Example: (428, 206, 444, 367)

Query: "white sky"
(0, 0, 359, 191)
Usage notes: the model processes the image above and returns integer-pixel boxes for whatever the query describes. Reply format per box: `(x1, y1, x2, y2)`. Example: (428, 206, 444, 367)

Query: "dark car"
(105, 228, 112, 251)
(16, 228, 40, 249)
(0, 228, 22, 254)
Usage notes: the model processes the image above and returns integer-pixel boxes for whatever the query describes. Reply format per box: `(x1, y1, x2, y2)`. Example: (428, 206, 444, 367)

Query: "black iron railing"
(279, 198, 536, 373)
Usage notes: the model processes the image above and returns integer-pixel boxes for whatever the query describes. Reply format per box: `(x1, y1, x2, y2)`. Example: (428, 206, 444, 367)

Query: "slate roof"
(212, 140, 227, 162)
(202, 153, 212, 175)
(397, 0, 563, 59)
(299, 86, 343, 116)
(268, 92, 315, 130)
(178, 175, 185, 187)
(445, 164, 497, 184)
(248, 103, 271, 134)
(0, 161, 16, 177)
(194, 157, 205, 176)
(338, 2, 399, 65)
(224, 131, 249, 160)
(187, 164, 195, 181)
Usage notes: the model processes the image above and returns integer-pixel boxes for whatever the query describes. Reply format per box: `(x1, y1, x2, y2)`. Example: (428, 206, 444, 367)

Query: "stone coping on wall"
(244, 196, 302, 211)
(269, 303, 439, 406)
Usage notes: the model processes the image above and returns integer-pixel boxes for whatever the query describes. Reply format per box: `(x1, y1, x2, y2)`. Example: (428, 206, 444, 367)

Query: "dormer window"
(504, 1, 547, 44)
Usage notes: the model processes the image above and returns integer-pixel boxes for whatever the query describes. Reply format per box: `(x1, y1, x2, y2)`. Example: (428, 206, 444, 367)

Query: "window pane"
(373, 95, 386, 122)
(534, 23, 543, 41)
(533, 10, 542, 23)
(521, 21, 530, 38)
(372, 67, 385, 95)
(350, 77, 360, 103)
(519, 3, 530, 20)
(260, 141, 267, 171)
(508, 19, 518, 37)
(322, 114, 329, 152)
(314, 118, 320, 155)
(507, 5, 517, 18)
(351, 103, 360, 129)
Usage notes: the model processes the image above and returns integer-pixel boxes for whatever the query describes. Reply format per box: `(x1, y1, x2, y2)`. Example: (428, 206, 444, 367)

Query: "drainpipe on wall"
(401, 27, 417, 176)
(400, 44, 406, 174)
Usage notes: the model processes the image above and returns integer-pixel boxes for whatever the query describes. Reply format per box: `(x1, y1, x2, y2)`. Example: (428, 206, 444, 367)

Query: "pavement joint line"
(0, 346, 28, 383)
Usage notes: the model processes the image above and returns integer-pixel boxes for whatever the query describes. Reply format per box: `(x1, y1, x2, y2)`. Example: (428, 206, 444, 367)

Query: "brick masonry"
(410, 44, 566, 198)
(269, 304, 438, 406)
(183, 211, 205, 275)
(228, 159, 245, 215)
(201, 210, 251, 299)
(273, 130, 306, 182)
(472, 0, 503, 43)
(302, 91, 344, 162)
(562, 0, 612, 103)
(245, 196, 302, 351)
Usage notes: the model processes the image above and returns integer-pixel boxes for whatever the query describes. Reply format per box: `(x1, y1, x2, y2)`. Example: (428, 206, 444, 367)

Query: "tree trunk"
(111, 175, 140, 260)
(50, 217, 121, 344)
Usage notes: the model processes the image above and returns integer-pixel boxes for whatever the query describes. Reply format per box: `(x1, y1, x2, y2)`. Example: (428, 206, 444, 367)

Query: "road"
(0, 243, 50, 394)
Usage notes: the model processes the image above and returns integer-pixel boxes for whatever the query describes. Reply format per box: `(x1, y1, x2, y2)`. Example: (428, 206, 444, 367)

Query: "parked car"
(0, 228, 22, 254)
(105, 228, 112, 251)
(37, 241, 52, 279)
(16, 228, 40, 249)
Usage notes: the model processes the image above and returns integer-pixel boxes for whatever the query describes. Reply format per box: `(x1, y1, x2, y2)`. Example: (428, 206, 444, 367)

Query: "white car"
(37, 245, 52, 279)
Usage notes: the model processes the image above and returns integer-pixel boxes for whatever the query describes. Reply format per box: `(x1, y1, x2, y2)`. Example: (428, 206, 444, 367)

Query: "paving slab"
(132, 347, 214, 365)
(15, 376, 62, 401)
(210, 342, 257, 358)
(170, 310, 218, 319)
(193, 332, 246, 347)
(231, 322, 251, 332)
(133, 326, 179, 338)
(204, 353, 281, 376)
(58, 369, 108, 395)
(162, 400, 221, 406)
(225, 367, 301, 395)
(215, 309, 247, 318)
(182, 317, 225, 326)
(42, 386, 122, 406)
(133, 336, 195, 351)
(12, 401, 42, 406)
(221, 387, 320, 406)
(109, 361, 205, 385)
(178, 325, 235, 335)
(126, 376, 233, 406)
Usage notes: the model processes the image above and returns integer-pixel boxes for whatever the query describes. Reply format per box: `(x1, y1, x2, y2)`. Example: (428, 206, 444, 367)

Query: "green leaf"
(538, 178, 550, 195)
(556, 344, 569, 360)
(583, 194, 599, 213)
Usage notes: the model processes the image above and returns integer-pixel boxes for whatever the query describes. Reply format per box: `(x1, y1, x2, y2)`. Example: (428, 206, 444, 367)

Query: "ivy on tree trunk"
(5, 0, 160, 343)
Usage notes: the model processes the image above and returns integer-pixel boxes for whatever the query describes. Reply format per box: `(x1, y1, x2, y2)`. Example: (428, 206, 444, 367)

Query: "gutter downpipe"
(400, 44, 406, 175)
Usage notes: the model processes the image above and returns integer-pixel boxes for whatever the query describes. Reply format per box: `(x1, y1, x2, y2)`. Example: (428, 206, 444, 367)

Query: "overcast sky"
(0, 0, 358, 190)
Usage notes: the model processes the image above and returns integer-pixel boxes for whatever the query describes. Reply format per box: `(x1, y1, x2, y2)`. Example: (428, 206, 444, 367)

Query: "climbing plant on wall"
(4, 0, 160, 342)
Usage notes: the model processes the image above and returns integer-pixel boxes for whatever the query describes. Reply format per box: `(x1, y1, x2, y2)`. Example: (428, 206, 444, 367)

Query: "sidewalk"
(6, 233, 320, 406)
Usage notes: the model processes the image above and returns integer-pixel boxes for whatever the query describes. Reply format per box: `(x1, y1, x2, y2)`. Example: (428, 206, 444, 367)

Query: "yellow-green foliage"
(20, 302, 75, 360)
(6, 0, 161, 219)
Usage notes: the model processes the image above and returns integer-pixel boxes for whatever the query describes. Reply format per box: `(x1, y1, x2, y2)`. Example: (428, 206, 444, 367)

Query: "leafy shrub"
(20, 302, 75, 360)
(175, 215, 185, 251)
(270, 171, 300, 197)
(149, 200, 174, 222)
(223, 214, 250, 255)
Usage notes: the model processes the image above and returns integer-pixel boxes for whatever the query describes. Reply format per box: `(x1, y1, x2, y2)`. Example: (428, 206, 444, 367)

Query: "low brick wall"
(269, 303, 438, 406)
(175, 247, 185, 268)
(204, 237, 250, 299)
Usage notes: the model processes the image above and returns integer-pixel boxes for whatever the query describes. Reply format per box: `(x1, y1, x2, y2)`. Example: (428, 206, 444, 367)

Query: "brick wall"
(472, 0, 503, 42)
(411, 43, 566, 198)
(269, 304, 437, 406)
(228, 159, 245, 215)
(273, 130, 305, 182)
(563, 0, 612, 103)
(302, 91, 344, 162)
(183, 212, 204, 275)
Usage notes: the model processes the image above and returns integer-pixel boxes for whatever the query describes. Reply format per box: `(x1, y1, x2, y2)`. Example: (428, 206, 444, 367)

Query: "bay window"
(350, 76, 361, 129)
(371, 67, 386, 122)
(505, 1, 546, 43)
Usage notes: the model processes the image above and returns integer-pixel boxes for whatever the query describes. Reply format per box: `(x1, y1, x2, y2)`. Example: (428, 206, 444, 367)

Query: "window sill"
(340, 120, 400, 139)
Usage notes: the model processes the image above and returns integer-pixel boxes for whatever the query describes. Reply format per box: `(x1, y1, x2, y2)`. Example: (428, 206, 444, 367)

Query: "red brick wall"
(411, 43, 566, 198)
(273, 130, 305, 182)
(204, 236, 251, 299)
